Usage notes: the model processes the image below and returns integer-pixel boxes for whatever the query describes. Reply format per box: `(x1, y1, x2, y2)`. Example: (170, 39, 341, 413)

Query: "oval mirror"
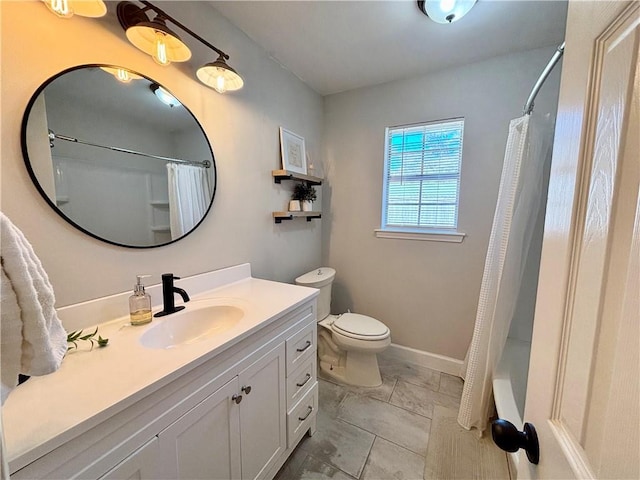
(21, 65, 216, 248)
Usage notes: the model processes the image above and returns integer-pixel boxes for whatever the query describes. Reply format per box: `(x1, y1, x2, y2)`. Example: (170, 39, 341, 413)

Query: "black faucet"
(154, 273, 190, 317)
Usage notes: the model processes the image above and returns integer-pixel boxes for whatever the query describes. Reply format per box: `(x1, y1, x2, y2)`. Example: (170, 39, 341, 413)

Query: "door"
(520, 1, 639, 478)
(99, 438, 160, 480)
(158, 377, 242, 480)
(238, 344, 286, 480)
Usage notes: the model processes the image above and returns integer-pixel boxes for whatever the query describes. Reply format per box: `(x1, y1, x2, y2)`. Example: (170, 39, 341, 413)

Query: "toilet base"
(319, 350, 383, 387)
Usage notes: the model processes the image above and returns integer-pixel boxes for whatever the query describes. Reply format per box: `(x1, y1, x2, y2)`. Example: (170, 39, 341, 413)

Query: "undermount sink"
(140, 302, 244, 349)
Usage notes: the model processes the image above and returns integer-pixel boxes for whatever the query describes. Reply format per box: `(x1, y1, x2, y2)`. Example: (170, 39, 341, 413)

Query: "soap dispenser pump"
(130, 275, 152, 326)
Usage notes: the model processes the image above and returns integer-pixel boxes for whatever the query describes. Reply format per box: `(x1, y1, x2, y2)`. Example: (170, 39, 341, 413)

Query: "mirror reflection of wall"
(22, 65, 216, 248)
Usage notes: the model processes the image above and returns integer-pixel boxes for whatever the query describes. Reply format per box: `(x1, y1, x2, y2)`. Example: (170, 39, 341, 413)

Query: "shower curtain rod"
(524, 42, 565, 115)
(47, 130, 211, 168)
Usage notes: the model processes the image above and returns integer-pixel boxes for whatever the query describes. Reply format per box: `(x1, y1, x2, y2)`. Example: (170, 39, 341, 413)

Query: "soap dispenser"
(130, 275, 152, 326)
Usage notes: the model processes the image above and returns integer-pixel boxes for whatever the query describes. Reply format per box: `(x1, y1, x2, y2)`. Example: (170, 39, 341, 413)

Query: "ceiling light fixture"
(417, 0, 477, 23)
(150, 83, 181, 108)
(42, 0, 107, 19)
(117, 1, 243, 93)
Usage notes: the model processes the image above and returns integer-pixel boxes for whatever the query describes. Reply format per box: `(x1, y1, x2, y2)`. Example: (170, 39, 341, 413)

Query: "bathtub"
(493, 337, 532, 469)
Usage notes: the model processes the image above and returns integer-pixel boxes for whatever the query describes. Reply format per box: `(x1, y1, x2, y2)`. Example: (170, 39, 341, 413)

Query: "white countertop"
(2, 265, 317, 472)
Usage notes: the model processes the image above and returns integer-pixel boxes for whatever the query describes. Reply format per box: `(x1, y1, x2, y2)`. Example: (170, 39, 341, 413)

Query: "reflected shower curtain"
(167, 163, 211, 239)
(458, 114, 553, 432)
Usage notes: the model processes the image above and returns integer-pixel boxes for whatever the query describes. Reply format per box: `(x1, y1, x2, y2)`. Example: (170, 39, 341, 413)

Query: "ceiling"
(210, 0, 568, 96)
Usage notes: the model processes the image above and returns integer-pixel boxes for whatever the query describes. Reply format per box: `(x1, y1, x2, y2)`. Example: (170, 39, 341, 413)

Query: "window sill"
(374, 228, 466, 243)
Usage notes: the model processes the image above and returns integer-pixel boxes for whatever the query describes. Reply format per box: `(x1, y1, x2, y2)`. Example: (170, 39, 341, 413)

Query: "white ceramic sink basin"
(140, 302, 244, 349)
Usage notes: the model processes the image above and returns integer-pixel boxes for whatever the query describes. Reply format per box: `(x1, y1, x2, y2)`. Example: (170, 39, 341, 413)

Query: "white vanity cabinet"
(10, 296, 317, 480)
(157, 344, 286, 480)
(157, 377, 242, 480)
(238, 344, 287, 480)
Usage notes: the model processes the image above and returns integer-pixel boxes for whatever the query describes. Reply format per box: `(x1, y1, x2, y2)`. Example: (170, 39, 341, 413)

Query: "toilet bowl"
(295, 268, 391, 387)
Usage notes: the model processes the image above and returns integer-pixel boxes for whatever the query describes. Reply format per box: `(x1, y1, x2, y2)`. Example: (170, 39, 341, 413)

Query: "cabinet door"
(99, 438, 160, 480)
(158, 378, 242, 480)
(238, 344, 286, 480)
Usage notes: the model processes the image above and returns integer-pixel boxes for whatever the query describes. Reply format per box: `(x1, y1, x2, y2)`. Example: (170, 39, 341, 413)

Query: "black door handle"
(491, 419, 539, 464)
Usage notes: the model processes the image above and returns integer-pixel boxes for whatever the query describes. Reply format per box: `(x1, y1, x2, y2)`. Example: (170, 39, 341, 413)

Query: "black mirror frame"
(20, 64, 217, 249)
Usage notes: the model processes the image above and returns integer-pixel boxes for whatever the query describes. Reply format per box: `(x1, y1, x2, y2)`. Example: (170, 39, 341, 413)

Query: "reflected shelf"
(272, 211, 322, 224)
(272, 170, 323, 185)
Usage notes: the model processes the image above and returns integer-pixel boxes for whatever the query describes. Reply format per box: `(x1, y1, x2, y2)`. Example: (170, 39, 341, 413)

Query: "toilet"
(295, 267, 391, 387)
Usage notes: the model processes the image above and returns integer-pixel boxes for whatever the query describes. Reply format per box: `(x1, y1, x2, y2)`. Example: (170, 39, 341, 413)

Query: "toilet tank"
(295, 267, 336, 321)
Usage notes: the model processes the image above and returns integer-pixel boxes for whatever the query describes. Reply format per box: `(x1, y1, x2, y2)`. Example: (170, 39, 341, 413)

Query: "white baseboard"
(382, 343, 464, 377)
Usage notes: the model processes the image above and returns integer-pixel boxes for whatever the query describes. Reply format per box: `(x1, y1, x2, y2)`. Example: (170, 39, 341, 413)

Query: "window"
(378, 118, 465, 242)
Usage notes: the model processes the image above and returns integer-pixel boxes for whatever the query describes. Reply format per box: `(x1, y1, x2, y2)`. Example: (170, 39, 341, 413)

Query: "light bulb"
(44, 0, 73, 18)
(439, 0, 456, 13)
(215, 75, 226, 94)
(116, 69, 132, 83)
(153, 31, 170, 66)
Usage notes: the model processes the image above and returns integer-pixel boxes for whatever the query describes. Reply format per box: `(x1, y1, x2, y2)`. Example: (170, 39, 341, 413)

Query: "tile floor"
(275, 355, 467, 480)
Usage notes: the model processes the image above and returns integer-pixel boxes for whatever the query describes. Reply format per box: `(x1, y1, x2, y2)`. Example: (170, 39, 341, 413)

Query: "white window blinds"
(382, 118, 464, 230)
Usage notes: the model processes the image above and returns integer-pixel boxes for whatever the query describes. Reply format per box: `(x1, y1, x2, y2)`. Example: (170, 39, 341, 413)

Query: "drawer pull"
(296, 340, 312, 353)
(298, 406, 313, 422)
(296, 373, 312, 388)
(241, 385, 252, 395)
(232, 394, 242, 404)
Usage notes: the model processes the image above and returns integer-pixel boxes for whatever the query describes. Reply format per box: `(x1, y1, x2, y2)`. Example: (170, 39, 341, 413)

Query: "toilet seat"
(332, 313, 389, 341)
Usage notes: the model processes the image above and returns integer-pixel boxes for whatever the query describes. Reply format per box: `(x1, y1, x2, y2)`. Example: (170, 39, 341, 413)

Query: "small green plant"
(67, 327, 109, 351)
(292, 182, 317, 202)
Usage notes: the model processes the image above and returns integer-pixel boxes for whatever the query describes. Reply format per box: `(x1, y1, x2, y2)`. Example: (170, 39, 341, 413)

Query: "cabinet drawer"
(286, 383, 318, 448)
(286, 322, 316, 374)
(286, 355, 317, 410)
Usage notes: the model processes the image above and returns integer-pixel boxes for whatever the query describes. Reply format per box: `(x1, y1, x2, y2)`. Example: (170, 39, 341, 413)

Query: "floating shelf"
(272, 169, 323, 185)
(272, 211, 322, 224)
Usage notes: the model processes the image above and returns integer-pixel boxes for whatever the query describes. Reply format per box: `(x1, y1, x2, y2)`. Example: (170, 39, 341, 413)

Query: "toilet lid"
(332, 313, 389, 340)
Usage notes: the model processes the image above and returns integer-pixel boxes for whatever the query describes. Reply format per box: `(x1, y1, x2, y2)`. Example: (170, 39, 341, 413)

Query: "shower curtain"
(458, 114, 553, 432)
(167, 163, 212, 240)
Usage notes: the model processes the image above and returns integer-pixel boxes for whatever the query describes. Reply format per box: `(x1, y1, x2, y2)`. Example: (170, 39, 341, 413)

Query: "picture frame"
(279, 127, 307, 175)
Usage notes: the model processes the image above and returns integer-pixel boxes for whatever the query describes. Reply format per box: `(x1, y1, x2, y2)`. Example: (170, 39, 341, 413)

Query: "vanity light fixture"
(196, 54, 244, 94)
(99, 66, 142, 83)
(150, 83, 181, 108)
(42, 0, 107, 18)
(417, 0, 477, 23)
(120, 9, 192, 66)
(117, 1, 244, 93)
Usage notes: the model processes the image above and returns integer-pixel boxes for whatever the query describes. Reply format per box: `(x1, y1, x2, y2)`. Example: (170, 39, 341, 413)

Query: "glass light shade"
(196, 56, 244, 93)
(420, 0, 477, 23)
(43, 0, 106, 18)
(99, 67, 142, 83)
(151, 84, 181, 108)
(125, 18, 191, 65)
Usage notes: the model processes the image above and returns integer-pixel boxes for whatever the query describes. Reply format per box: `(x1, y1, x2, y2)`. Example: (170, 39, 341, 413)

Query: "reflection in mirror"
(21, 65, 216, 248)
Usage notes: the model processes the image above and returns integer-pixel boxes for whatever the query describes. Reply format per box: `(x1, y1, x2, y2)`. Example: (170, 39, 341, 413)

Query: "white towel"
(0, 212, 67, 405)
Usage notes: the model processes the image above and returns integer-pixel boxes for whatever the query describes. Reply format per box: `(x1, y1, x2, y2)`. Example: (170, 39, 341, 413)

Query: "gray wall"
(322, 47, 561, 360)
(1, 1, 323, 306)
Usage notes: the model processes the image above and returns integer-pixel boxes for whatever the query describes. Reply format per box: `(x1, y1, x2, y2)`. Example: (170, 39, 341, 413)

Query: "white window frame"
(376, 118, 466, 243)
